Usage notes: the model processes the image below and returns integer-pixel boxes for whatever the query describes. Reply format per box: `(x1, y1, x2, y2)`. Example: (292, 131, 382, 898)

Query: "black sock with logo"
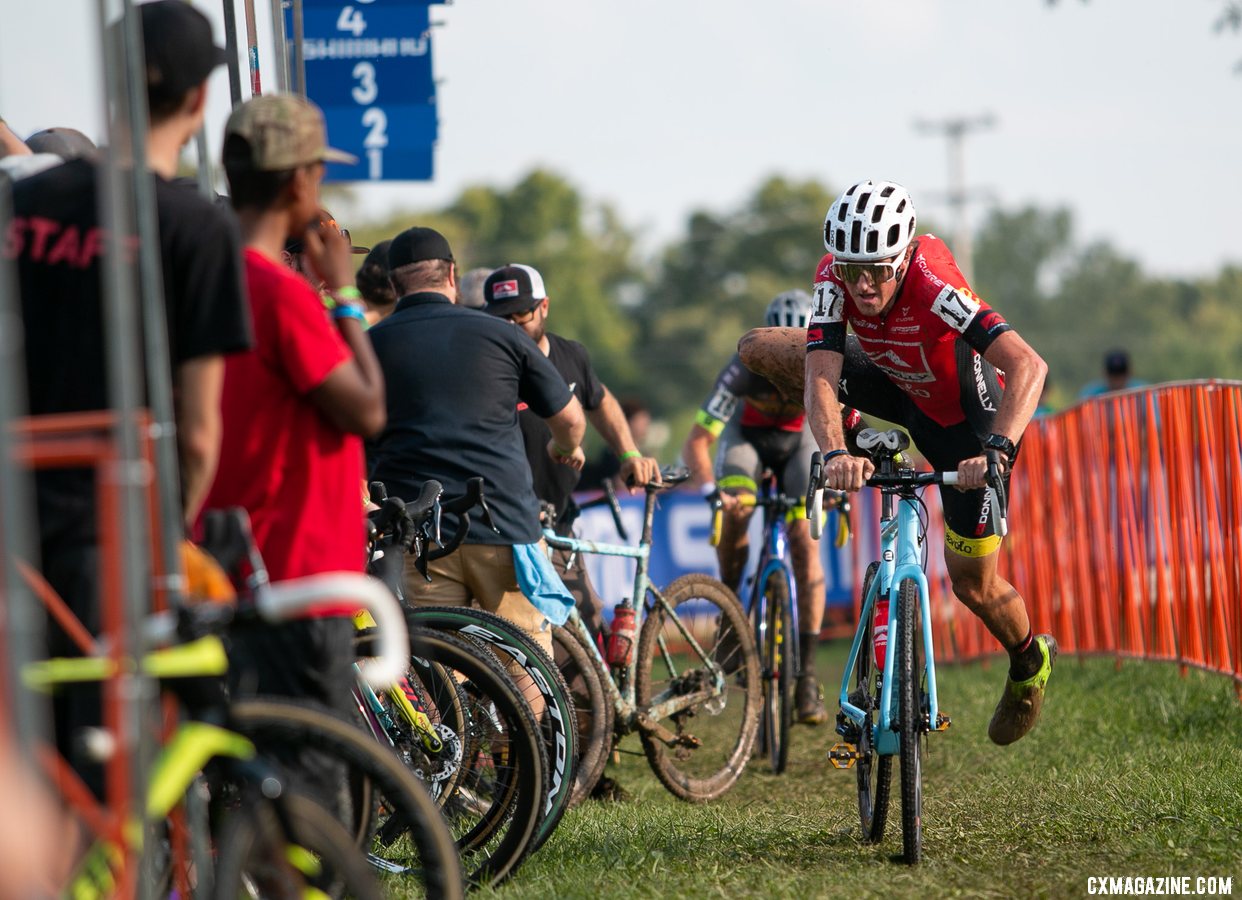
(1007, 630, 1043, 681)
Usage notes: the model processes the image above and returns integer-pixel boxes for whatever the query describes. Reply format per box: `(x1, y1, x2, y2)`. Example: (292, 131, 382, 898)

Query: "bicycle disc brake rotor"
(413, 723, 464, 792)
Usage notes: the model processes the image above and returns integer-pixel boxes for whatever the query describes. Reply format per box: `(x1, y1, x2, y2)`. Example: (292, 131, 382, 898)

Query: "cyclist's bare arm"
(982, 331, 1048, 448)
(956, 331, 1048, 489)
(807, 349, 873, 492)
(586, 386, 660, 488)
(737, 326, 807, 405)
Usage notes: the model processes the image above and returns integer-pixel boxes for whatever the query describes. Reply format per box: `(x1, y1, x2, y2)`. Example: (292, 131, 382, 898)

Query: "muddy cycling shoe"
(795, 674, 829, 726)
(988, 634, 1058, 746)
(589, 776, 631, 803)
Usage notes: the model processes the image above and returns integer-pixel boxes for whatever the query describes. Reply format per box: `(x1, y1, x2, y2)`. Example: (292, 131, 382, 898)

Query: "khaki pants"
(404, 542, 553, 715)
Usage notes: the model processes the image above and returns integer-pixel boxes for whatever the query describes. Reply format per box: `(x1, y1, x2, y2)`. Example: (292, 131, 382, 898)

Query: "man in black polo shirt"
(367, 227, 585, 658)
(8, 1, 251, 794)
(483, 263, 660, 640)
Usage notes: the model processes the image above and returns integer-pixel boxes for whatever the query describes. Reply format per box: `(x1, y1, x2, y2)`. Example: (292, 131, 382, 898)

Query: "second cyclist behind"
(682, 291, 862, 726)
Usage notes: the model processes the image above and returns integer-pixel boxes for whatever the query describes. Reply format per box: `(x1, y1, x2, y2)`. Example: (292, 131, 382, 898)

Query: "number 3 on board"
(352, 61, 377, 105)
(337, 5, 367, 37)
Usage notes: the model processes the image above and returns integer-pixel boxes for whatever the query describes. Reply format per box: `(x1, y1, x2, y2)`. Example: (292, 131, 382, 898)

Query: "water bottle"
(607, 602, 637, 669)
(872, 597, 889, 671)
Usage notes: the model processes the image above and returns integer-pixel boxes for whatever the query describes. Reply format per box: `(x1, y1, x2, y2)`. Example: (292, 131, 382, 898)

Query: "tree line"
(346, 170, 1242, 457)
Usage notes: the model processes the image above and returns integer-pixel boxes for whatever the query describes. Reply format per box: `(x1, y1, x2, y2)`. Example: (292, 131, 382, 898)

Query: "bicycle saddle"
(855, 428, 911, 453)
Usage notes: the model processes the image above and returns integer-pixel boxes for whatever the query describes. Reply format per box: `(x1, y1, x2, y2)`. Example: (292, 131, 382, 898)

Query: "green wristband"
(619, 450, 641, 461)
(333, 285, 363, 301)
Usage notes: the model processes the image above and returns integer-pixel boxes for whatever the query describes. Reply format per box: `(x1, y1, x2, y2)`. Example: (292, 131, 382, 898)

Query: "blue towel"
(512, 542, 575, 626)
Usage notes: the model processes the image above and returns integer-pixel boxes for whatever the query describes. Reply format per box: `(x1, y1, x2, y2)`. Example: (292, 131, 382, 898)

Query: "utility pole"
(913, 114, 996, 281)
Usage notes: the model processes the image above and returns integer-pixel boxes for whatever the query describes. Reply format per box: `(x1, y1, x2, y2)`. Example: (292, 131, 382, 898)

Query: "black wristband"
(982, 433, 1017, 460)
(823, 448, 849, 462)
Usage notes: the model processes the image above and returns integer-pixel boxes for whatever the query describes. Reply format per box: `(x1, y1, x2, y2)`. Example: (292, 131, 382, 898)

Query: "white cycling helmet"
(823, 180, 917, 262)
(765, 290, 814, 328)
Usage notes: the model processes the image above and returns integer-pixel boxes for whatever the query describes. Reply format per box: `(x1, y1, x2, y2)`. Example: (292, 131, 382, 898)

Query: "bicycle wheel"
(897, 577, 925, 865)
(214, 791, 383, 900)
(634, 573, 761, 802)
(551, 623, 615, 807)
(854, 562, 891, 843)
(760, 570, 794, 774)
(405, 628, 547, 885)
(409, 606, 577, 852)
(227, 698, 465, 899)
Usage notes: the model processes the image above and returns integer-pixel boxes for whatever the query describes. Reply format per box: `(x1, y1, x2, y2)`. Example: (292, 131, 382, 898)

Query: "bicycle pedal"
(934, 713, 952, 732)
(827, 741, 860, 769)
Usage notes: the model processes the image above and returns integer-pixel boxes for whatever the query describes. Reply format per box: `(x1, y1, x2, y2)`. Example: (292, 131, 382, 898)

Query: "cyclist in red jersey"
(738, 180, 1054, 746)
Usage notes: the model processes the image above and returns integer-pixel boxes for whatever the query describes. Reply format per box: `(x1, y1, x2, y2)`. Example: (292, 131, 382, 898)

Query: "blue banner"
(571, 490, 856, 618)
(289, 1, 438, 181)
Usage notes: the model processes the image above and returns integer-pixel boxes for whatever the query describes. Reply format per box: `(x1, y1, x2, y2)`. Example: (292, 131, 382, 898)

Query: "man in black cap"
(367, 228, 585, 661)
(483, 263, 660, 640)
(8, 0, 251, 795)
(1079, 348, 1146, 398)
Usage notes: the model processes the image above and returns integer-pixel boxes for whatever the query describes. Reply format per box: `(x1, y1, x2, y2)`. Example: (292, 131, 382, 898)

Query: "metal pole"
(270, 0, 292, 94)
(291, 0, 307, 97)
(98, 5, 160, 893)
(243, 0, 262, 96)
(194, 128, 214, 197)
(0, 177, 47, 758)
(913, 114, 996, 282)
(221, 0, 243, 107)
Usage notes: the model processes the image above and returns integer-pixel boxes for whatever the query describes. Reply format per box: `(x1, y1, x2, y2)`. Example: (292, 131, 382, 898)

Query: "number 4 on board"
(337, 6, 367, 37)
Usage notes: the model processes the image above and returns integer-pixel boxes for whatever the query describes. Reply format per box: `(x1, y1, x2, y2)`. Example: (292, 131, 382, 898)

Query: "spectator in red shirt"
(208, 94, 385, 722)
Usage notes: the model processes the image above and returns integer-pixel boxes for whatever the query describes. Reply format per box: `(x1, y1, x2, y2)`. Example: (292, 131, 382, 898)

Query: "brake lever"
(477, 493, 500, 535)
(984, 449, 1009, 538)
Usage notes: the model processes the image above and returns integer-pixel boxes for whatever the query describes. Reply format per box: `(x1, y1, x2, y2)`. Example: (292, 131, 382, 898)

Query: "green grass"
(461, 647, 1242, 899)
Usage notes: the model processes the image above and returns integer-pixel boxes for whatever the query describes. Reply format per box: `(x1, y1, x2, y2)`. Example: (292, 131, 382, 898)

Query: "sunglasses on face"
(831, 257, 904, 285)
(504, 306, 540, 324)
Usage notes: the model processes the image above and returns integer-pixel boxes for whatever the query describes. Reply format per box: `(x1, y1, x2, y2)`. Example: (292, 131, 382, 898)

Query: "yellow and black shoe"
(988, 634, 1058, 746)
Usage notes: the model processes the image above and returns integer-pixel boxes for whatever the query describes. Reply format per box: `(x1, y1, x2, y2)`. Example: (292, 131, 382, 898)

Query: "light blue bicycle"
(542, 467, 762, 803)
(808, 427, 1008, 865)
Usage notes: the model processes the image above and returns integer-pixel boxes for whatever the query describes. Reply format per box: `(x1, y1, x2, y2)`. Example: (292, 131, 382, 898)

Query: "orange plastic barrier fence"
(872, 381, 1241, 698)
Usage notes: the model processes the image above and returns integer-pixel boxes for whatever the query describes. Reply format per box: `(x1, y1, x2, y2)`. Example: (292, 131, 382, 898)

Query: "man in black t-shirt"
(8, 1, 251, 796)
(367, 231, 586, 661)
(482, 264, 660, 639)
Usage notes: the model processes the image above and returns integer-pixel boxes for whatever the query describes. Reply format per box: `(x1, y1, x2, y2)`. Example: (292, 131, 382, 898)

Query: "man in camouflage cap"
(209, 95, 385, 788)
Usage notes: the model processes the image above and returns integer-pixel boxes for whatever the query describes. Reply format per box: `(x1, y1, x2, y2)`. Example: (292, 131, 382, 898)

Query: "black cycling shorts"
(838, 335, 1011, 556)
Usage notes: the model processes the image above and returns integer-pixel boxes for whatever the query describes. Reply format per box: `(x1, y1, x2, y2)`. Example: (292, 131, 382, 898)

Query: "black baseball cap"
(25, 127, 97, 160)
(483, 264, 548, 318)
(388, 226, 455, 269)
(1104, 349, 1130, 375)
(138, 1, 228, 104)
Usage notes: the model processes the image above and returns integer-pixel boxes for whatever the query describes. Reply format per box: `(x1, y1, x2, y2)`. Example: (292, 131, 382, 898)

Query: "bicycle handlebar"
(145, 571, 409, 690)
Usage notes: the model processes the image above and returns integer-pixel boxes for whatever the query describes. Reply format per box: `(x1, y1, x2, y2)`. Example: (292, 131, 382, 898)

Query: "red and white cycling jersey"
(806, 235, 1012, 427)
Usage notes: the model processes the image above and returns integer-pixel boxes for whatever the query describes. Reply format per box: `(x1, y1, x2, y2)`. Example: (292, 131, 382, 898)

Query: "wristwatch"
(982, 432, 1017, 460)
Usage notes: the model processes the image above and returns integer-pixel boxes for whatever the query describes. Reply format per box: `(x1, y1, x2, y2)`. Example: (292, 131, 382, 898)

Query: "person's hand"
(824, 452, 874, 493)
(548, 439, 585, 471)
(618, 454, 661, 493)
(955, 453, 1004, 490)
(301, 219, 353, 291)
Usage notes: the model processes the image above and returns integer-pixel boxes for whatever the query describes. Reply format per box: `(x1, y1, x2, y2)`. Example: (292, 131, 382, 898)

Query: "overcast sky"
(3, 0, 1239, 278)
